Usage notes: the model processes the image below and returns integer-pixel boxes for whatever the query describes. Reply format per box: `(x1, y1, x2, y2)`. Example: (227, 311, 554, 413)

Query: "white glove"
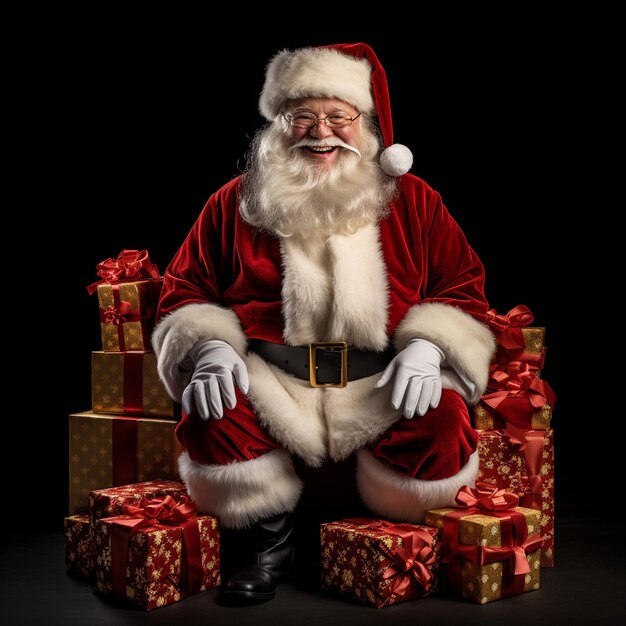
(375, 339, 443, 418)
(181, 340, 249, 420)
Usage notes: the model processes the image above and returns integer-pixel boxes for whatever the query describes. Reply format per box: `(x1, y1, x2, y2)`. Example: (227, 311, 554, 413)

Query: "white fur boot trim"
(178, 448, 303, 529)
(356, 448, 479, 523)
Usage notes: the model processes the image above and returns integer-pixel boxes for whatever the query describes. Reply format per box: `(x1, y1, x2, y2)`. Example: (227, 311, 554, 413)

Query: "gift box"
(90, 478, 189, 525)
(320, 517, 440, 608)
(486, 305, 545, 355)
(474, 400, 552, 430)
(91, 351, 176, 418)
(69, 411, 182, 514)
(64, 514, 95, 582)
(87, 249, 162, 352)
(477, 428, 555, 567)
(425, 484, 542, 604)
(93, 496, 220, 610)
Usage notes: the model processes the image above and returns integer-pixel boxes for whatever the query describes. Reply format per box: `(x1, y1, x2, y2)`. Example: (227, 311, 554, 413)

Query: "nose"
(309, 120, 334, 139)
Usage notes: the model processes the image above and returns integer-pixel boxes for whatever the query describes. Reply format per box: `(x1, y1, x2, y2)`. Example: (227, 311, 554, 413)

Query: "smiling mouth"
(304, 146, 338, 153)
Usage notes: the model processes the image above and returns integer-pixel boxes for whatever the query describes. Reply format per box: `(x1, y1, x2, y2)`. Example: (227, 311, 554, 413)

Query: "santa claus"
(152, 43, 495, 605)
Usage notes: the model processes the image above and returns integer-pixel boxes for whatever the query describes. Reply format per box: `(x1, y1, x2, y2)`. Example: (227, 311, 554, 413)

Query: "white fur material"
(394, 302, 495, 404)
(178, 448, 303, 529)
(259, 47, 374, 120)
(280, 223, 389, 350)
(151, 302, 248, 402)
(356, 448, 479, 523)
(380, 144, 413, 177)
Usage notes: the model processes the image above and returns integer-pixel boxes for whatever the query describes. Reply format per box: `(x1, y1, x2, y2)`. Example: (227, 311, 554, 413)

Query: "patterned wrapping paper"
(96, 278, 163, 352)
(91, 351, 176, 418)
(474, 401, 552, 430)
(93, 508, 220, 610)
(90, 479, 189, 525)
(477, 429, 555, 567)
(518, 327, 545, 356)
(320, 518, 441, 608)
(425, 505, 541, 604)
(64, 514, 94, 582)
(69, 411, 182, 514)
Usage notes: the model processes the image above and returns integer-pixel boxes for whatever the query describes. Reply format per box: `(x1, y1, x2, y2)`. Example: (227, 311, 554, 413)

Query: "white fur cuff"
(394, 302, 495, 403)
(151, 303, 248, 402)
(356, 448, 479, 523)
(178, 449, 303, 529)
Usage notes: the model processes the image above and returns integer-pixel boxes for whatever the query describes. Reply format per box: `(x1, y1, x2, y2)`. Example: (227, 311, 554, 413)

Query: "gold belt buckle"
(308, 342, 348, 388)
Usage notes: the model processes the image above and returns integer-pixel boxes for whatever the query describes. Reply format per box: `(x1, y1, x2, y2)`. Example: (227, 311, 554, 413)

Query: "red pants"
(176, 388, 477, 480)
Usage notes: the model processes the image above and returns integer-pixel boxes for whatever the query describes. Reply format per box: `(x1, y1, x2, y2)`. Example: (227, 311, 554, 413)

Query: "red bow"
(87, 249, 160, 295)
(455, 482, 520, 511)
(487, 305, 534, 350)
(503, 424, 546, 506)
(484, 360, 556, 409)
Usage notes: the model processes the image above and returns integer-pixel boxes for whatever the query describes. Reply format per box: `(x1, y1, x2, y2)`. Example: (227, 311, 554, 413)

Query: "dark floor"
(2, 514, 624, 626)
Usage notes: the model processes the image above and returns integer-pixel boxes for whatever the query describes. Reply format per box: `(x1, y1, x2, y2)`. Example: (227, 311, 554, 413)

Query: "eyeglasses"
(284, 111, 362, 129)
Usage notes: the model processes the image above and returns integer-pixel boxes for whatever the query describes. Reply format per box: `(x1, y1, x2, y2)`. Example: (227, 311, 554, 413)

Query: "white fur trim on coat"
(259, 47, 374, 120)
(356, 448, 479, 523)
(151, 302, 248, 402)
(178, 448, 303, 529)
(394, 302, 495, 403)
(280, 224, 389, 350)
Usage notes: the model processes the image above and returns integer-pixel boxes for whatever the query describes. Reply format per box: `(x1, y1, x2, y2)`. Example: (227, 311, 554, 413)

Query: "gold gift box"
(68, 411, 181, 514)
(473, 401, 552, 430)
(91, 351, 175, 418)
(521, 327, 545, 355)
(424, 506, 541, 604)
(97, 279, 162, 352)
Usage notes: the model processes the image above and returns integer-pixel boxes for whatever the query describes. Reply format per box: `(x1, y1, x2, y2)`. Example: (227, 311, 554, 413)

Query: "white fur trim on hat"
(380, 144, 413, 177)
(259, 47, 374, 120)
(356, 448, 479, 523)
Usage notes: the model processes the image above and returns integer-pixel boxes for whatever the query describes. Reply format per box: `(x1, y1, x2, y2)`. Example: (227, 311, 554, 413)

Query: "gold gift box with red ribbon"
(93, 495, 220, 611)
(477, 427, 555, 567)
(64, 513, 94, 582)
(425, 484, 542, 604)
(87, 249, 163, 352)
(91, 351, 175, 418)
(320, 517, 441, 608)
(474, 400, 553, 430)
(68, 411, 182, 514)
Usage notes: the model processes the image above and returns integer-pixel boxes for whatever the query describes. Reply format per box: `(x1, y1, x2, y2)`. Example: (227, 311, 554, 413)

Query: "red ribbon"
(503, 425, 546, 510)
(486, 305, 534, 350)
(112, 418, 137, 487)
(108, 495, 203, 599)
(87, 249, 160, 295)
(339, 518, 436, 604)
(123, 352, 145, 416)
(441, 484, 542, 599)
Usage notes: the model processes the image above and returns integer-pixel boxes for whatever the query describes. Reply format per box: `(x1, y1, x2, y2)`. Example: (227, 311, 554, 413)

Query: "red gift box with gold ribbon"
(425, 484, 542, 604)
(320, 517, 441, 608)
(477, 427, 555, 567)
(93, 495, 220, 610)
(87, 249, 163, 352)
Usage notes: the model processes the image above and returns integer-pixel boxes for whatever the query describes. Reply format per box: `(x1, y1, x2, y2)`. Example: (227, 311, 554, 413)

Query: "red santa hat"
(259, 42, 413, 177)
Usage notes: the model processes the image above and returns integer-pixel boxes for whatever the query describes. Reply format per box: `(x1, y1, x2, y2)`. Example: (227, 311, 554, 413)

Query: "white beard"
(239, 120, 397, 238)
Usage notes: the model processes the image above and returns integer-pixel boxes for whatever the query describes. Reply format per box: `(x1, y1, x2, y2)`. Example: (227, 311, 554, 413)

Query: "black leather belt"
(248, 339, 396, 388)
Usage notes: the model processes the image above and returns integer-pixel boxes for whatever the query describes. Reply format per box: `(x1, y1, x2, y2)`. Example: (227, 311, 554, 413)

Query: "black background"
(15, 18, 607, 529)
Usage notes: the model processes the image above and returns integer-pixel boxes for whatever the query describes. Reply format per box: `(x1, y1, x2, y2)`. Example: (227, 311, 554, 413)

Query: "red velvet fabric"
(156, 173, 489, 339)
(368, 389, 477, 480)
(177, 389, 476, 481)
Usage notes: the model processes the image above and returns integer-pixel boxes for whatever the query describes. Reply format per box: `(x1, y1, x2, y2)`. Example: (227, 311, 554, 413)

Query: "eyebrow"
(291, 106, 351, 115)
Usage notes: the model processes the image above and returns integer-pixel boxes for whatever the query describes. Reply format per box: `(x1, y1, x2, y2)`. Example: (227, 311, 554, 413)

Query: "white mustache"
(289, 137, 361, 158)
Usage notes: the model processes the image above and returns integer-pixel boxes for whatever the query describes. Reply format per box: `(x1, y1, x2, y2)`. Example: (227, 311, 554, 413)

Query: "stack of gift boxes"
(66, 258, 556, 612)
(320, 304, 557, 607)
(64, 250, 221, 610)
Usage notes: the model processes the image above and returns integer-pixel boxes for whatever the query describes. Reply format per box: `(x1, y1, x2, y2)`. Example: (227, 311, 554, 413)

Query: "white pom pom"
(380, 144, 413, 177)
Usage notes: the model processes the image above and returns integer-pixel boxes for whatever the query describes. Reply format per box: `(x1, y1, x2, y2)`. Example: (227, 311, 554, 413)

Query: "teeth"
(308, 146, 334, 153)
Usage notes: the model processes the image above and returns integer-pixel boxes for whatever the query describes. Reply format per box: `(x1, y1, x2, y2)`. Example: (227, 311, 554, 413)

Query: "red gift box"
(320, 517, 441, 608)
(93, 495, 220, 610)
(64, 514, 94, 582)
(87, 249, 162, 352)
(477, 427, 555, 567)
(89, 478, 189, 525)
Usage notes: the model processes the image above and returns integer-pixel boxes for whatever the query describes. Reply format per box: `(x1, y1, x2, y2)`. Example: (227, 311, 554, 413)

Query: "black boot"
(219, 512, 294, 606)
